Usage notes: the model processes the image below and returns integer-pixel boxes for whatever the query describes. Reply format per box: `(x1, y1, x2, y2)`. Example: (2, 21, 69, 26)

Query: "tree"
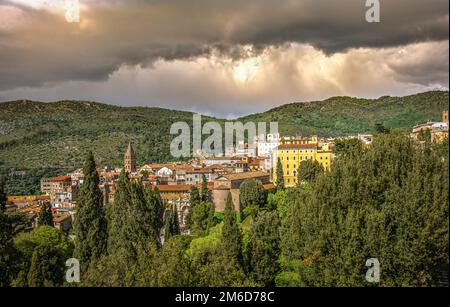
(13, 225, 74, 287)
(278, 132, 449, 286)
(374, 123, 390, 134)
(190, 201, 215, 235)
(164, 204, 180, 241)
(333, 138, 363, 158)
(297, 160, 324, 184)
(38, 202, 54, 227)
(157, 236, 194, 286)
(0, 176, 6, 212)
(239, 179, 266, 219)
(73, 152, 107, 272)
(107, 169, 132, 256)
(275, 158, 285, 190)
(190, 186, 201, 207)
(0, 209, 15, 287)
(201, 174, 209, 202)
(27, 244, 64, 287)
(220, 193, 243, 267)
(108, 171, 164, 261)
(247, 210, 281, 286)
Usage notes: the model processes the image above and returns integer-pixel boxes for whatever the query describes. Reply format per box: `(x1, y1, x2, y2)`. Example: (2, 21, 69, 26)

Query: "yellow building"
(273, 143, 334, 187)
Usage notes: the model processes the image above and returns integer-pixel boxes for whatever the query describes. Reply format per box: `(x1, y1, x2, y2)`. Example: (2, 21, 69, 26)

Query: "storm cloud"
(0, 0, 448, 116)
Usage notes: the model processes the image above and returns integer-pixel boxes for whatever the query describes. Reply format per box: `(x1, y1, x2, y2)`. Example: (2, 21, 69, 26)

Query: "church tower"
(124, 142, 136, 173)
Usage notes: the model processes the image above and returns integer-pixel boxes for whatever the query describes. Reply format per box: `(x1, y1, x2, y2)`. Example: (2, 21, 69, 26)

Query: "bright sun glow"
(232, 57, 262, 84)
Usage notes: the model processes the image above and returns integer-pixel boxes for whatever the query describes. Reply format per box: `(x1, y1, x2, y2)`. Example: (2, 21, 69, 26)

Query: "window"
(287, 171, 290, 175)
(287, 157, 289, 161)
(293, 157, 296, 160)
(293, 171, 297, 176)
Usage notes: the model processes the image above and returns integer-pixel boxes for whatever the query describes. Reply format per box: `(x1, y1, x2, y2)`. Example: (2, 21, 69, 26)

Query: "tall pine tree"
(275, 157, 285, 190)
(221, 193, 243, 267)
(201, 174, 209, 202)
(38, 202, 54, 227)
(73, 152, 107, 272)
(0, 209, 15, 287)
(0, 176, 6, 212)
(164, 204, 180, 241)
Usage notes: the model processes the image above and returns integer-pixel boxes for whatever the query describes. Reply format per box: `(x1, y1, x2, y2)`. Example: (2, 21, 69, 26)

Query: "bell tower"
(124, 142, 136, 173)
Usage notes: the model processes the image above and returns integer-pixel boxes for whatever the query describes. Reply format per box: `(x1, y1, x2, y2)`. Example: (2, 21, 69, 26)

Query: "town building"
(412, 111, 449, 143)
(211, 171, 273, 212)
(272, 143, 334, 187)
(124, 142, 137, 173)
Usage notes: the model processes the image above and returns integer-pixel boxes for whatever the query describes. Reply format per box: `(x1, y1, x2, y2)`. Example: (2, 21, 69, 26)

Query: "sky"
(0, 0, 448, 118)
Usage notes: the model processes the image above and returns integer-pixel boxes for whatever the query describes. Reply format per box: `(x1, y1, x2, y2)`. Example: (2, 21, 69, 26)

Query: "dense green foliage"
(164, 204, 180, 241)
(0, 130, 448, 287)
(239, 179, 266, 218)
(38, 203, 54, 227)
(27, 244, 65, 287)
(221, 193, 244, 267)
(0, 209, 15, 286)
(277, 133, 449, 286)
(275, 158, 285, 190)
(189, 201, 215, 236)
(12, 225, 73, 287)
(297, 160, 324, 184)
(73, 152, 107, 272)
(246, 210, 281, 286)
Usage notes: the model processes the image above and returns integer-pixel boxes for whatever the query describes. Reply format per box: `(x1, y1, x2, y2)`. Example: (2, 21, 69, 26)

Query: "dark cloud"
(0, 0, 448, 90)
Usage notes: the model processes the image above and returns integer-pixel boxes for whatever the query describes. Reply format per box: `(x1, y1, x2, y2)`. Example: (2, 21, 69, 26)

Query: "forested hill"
(238, 90, 449, 136)
(0, 100, 219, 170)
(0, 90, 448, 171)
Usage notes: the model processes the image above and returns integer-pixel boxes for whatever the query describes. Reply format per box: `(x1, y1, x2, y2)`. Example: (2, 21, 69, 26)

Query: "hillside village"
(4, 111, 448, 235)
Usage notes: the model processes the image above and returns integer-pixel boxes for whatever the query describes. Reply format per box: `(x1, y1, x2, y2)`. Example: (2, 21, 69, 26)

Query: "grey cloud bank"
(0, 0, 448, 117)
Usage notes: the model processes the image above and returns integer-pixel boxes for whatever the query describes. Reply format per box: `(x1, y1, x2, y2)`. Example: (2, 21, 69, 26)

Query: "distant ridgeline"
(0, 90, 448, 194)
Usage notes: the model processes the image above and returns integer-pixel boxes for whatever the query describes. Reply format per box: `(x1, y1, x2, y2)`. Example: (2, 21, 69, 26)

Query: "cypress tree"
(107, 169, 132, 256)
(0, 176, 6, 212)
(190, 186, 201, 207)
(247, 210, 281, 286)
(221, 193, 243, 266)
(0, 209, 15, 287)
(73, 152, 107, 271)
(201, 174, 209, 202)
(275, 157, 285, 190)
(164, 204, 180, 241)
(38, 202, 54, 227)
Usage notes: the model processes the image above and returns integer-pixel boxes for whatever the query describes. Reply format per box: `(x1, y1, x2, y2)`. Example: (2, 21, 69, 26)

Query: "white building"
(257, 133, 280, 158)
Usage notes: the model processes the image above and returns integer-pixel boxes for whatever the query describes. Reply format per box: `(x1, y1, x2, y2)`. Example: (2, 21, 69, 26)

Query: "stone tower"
(443, 111, 448, 123)
(124, 142, 136, 173)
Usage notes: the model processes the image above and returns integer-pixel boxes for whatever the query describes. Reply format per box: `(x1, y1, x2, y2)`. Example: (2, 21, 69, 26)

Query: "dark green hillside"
(0, 91, 448, 194)
(238, 91, 449, 136)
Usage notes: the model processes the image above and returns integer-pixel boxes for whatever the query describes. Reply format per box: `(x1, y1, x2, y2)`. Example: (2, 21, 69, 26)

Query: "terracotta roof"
(153, 182, 213, 192)
(263, 183, 276, 190)
(48, 176, 71, 182)
(277, 144, 318, 150)
(218, 171, 269, 181)
(53, 214, 71, 223)
(186, 168, 212, 174)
